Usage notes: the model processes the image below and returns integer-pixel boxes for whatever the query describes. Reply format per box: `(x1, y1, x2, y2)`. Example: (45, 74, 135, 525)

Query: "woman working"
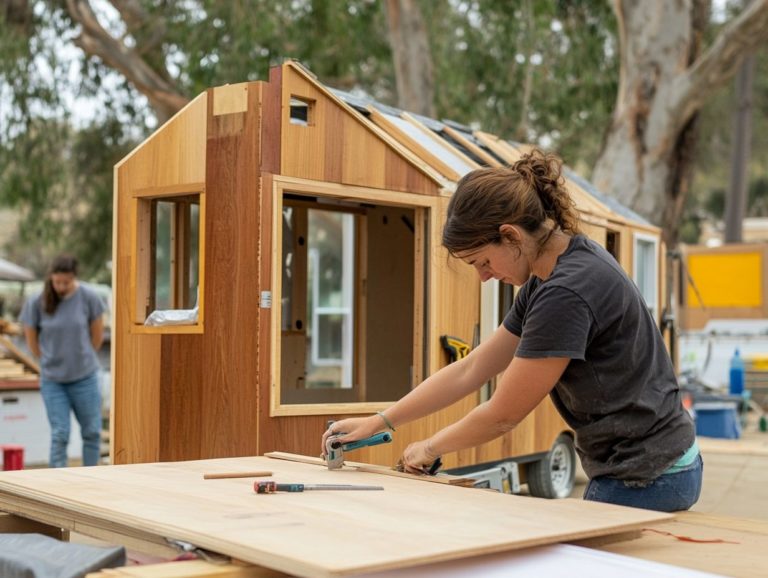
(321, 149, 701, 512)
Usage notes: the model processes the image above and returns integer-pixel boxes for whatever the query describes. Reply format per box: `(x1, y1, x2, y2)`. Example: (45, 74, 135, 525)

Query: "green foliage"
(162, 0, 393, 97)
(422, 0, 618, 168)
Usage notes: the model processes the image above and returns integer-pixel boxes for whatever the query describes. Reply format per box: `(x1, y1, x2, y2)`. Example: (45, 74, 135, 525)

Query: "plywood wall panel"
(116, 95, 208, 190)
(365, 205, 415, 402)
(197, 84, 261, 458)
(341, 116, 386, 187)
(112, 94, 208, 464)
(322, 99, 344, 183)
(384, 146, 440, 198)
(160, 334, 204, 460)
(261, 68, 283, 175)
(280, 65, 439, 196)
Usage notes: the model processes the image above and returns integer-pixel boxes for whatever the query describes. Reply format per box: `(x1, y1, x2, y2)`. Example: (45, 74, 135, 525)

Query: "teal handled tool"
(325, 431, 393, 470)
(254, 481, 384, 493)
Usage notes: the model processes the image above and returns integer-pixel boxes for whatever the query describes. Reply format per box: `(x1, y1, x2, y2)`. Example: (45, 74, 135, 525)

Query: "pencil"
(203, 471, 273, 480)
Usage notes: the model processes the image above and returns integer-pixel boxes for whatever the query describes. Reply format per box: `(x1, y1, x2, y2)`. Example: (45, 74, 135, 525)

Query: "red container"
(1, 445, 24, 470)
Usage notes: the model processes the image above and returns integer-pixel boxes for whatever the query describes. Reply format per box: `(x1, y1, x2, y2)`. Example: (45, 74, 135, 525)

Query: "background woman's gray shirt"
(503, 235, 695, 481)
(20, 285, 105, 383)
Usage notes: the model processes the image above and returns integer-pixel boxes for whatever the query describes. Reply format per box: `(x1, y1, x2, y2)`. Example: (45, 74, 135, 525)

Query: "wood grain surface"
(0, 457, 670, 578)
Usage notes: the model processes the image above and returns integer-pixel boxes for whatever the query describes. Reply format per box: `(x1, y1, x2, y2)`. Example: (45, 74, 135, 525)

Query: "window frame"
(280, 198, 364, 405)
(270, 176, 434, 417)
(633, 231, 660, 321)
(130, 183, 206, 334)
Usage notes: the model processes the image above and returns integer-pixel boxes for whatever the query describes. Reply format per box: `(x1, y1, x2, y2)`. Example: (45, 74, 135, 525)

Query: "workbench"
(0, 456, 763, 577)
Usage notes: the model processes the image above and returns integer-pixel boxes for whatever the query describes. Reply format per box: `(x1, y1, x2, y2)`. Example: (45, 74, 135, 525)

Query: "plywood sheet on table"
(0, 457, 670, 578)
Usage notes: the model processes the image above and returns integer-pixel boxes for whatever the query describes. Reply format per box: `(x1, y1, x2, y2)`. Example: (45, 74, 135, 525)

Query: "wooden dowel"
(203, 471, 273, 480)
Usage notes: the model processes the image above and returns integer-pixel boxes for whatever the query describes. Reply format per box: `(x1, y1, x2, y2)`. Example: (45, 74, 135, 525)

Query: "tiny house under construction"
(112, 61, 664, 497)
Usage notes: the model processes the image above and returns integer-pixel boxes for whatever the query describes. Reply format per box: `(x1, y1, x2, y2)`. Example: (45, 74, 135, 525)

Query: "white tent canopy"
(0, 257, 35, 282)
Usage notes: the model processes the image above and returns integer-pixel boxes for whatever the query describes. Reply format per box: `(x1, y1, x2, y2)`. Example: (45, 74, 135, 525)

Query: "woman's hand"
(320, 415, 385, 456)
(401, 439, 440, 474)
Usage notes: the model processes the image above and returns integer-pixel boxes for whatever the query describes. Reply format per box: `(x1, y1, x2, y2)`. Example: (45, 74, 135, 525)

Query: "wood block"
(0, 511, 69, 540)
(85, 559, 285, 577)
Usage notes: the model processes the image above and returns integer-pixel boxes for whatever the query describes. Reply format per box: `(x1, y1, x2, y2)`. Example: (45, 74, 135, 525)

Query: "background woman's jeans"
(583, 455, 703, 512)
(40, 372, 102, 468)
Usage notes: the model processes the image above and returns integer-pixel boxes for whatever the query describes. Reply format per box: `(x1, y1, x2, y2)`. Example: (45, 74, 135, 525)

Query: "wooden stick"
(264, 452, 476, 486)
(203, 471, 273, 480)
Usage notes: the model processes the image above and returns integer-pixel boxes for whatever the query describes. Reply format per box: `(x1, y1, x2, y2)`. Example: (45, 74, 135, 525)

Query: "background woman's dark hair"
(43, 254, 78, 315)
(442, 148, 581, 256)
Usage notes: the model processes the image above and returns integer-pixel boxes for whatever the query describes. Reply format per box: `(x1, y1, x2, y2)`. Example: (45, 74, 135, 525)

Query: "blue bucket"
(694, 402, 741, 439)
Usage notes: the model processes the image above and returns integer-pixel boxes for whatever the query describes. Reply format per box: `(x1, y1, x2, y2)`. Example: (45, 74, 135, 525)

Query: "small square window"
(289, 96, 314, 126)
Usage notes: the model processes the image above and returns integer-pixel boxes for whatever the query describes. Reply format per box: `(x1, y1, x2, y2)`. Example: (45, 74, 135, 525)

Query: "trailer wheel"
(527, 434, 576, 499)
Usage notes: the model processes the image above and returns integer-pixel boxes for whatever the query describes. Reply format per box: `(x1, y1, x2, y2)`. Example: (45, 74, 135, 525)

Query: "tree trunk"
(384, 0, 435, 117)
(592, 0, 768, 248)
(724, 54, 755, 243)
(514, 0, 535, 142)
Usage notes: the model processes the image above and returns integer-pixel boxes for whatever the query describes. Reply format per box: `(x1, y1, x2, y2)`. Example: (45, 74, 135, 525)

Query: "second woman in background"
(21, 254, 105, 468)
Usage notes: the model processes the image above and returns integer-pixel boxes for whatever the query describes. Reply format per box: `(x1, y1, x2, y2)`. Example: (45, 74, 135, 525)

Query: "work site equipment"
(325, 431, 393, 470)
(254, 481, 384, 493)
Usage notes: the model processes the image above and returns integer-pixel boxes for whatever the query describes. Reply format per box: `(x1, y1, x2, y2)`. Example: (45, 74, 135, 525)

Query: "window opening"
(606, 231, 620, 262)
(307, 210, 356, 389)
(634, 233, 659, 320)
(135, 192, 201, 327)
(290, 96, 314, 126)
(279, 194, 417, 408)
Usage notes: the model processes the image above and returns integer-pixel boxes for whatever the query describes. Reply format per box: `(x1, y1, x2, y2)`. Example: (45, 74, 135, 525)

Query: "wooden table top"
(0, 455, 671, 578)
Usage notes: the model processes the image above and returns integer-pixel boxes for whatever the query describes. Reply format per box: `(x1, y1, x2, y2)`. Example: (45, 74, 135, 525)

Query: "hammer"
(325, 431, 393, 470)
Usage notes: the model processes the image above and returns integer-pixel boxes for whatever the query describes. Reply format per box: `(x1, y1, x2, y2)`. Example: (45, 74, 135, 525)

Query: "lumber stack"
(0, 330, 39, 387)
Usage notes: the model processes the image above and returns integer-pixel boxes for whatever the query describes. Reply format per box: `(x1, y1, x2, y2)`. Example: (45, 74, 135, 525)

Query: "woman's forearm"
(426, 356, 570, 456)
(90, 318, 104, 351)
(428, 402, 517, 455)
(384, 326, 519, 429)
(23, 327, 41, 358)
(384, 357, 481, 427)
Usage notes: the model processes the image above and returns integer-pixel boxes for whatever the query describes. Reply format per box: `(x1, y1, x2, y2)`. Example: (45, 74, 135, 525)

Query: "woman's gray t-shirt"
(503, 235, 694, 481)
(20, 285, 104, 383)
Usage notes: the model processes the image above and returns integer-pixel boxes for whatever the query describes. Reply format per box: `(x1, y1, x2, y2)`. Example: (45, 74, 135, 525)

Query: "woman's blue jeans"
(40, 371, 102, 468)
(583, 455, 703, 512)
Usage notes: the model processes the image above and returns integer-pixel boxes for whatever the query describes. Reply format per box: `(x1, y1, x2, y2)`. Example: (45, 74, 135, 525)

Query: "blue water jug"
(729, 348, 745, 395)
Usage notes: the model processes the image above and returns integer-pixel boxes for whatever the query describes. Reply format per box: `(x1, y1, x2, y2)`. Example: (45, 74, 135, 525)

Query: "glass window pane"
(317, 314, 343, 359)
(152, 198, 200, 313)
(306, 209, 355, 389)
(154, 201, 173, 311)
(635, 237, 657, 316)
(188, 203, 200, 307)
(281, 207, 294, 331)
(309, 211, 345, 308)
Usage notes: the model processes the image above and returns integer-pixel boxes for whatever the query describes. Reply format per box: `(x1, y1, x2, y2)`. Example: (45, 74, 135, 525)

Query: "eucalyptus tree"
(592, 0, 768, 247)
(421, 0, 618, 171)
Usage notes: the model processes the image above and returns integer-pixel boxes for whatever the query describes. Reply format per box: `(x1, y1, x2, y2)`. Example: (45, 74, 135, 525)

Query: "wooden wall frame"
(129, 183, 206, 334)
(270, 175, 437, 417)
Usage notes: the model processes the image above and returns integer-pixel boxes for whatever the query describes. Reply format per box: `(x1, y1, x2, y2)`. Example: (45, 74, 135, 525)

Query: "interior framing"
(269, 175, 437, 417)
